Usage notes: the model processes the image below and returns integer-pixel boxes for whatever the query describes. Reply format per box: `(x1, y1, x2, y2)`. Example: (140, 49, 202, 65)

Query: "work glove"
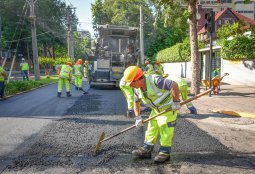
(135, 116, 144, 128)
(188, 106, 197, 115)
(126, 109, 135, 118)
(172, 100, 181, 111)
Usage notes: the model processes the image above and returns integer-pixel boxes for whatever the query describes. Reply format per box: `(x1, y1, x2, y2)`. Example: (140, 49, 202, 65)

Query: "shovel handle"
(100, 88, 213, 143)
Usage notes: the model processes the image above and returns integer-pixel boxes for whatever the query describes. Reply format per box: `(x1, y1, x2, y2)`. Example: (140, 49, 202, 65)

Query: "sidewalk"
(184, 84, 255, 118)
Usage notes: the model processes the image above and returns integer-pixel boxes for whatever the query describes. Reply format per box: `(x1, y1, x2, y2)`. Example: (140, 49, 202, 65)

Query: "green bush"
(156, 38, 204, 63)
(220, 35, 255, 60)
(5, 78, 57, 96)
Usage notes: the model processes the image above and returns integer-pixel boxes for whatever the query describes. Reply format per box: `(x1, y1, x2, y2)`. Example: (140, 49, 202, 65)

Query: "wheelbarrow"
(201, 73, 229, 94)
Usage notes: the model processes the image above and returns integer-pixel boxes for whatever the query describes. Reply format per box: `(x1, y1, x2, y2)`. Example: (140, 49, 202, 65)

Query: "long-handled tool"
(95, 88, 214, 154)
(71, 82, 88, 94)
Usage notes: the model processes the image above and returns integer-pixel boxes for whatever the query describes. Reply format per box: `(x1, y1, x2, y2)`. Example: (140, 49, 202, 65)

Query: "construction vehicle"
(90, 25, 139, 87)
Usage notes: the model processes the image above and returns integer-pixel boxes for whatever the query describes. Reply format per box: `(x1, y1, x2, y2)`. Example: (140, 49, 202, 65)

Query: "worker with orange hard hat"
(57, 61, 73, 97)
(154, 60, 164, 75)
(74, 59, 84, 91)
(123, 66, 180, 163)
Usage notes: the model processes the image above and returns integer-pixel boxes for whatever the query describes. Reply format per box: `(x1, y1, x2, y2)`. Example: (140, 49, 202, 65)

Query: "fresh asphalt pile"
(4, 88, 254, 173)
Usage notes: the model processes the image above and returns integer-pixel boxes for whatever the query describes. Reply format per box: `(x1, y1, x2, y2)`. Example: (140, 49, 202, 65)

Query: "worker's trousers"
(179, 84, 194, 108)
(58, 78, 70, 92)
(144, 109, 178, 154)
(0, 81, 5, 97)
(74, 75, 82, 88)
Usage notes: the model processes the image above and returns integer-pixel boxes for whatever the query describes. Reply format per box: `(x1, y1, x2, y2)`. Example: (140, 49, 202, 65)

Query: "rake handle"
(100, 88, 213, 143)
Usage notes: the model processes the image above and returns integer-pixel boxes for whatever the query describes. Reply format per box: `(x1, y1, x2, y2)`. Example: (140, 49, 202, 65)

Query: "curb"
(3, 82, 57, 100)
(212, 109, 255, 119)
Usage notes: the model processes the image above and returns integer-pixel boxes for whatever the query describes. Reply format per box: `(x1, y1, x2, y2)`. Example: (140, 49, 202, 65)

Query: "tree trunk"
(188, 0, 200, 95)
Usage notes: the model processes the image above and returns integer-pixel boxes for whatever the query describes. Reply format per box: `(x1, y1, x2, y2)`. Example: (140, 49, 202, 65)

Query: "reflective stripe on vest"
(138, 74, 173, 112)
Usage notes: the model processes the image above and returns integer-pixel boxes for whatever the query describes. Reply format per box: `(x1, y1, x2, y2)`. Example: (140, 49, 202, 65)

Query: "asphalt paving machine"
(90, 25, 139, 87)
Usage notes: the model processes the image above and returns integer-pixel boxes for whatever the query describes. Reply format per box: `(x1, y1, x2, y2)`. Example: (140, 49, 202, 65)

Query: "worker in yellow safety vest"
(74, 59, 84, 90)
(169, 75, 197, 114)
(20, 58, 29, 80)
(0, 60, 7, 100)
(123, 66, 181, 163)
(154, 61, 164, 76)
(57, 61, 73, 97)
(144, 60, 154, 74)
(119, 77, 135, 118)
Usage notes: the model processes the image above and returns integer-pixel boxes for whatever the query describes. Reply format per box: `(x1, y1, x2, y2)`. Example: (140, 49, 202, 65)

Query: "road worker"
(123, 66, 181, 163)
(74, 59, 84, 90)
(119, 77, 135, 118)
(170, 76, 197, 114)
(83, 60, 89, 78)
(57, 61, 73, 97)
(144, 60, 154, 74)
(154, 60, 164, 76)
(20, 58, 29, 81)
(0, 60, 7, 100)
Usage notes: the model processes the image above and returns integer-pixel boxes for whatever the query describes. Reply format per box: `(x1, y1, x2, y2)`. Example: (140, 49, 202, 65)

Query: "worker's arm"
(133, 89, 143, 128)
(154, 76, 181, 110)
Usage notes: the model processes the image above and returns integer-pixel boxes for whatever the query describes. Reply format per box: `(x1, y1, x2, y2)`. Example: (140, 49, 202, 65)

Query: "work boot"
(83, 91, 88, 94)
(75, 87, 78, 90)
(57, 92, 61, 97)
(154, 152, 170, 163)
(132, 147, 152, 159)
(66, 91, 72, 97)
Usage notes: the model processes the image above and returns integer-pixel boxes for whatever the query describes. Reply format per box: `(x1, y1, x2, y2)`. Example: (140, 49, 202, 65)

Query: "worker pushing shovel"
(95, 66, 229, 163)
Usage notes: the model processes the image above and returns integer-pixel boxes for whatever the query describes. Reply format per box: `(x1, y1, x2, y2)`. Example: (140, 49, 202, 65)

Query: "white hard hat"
(22, 58, 25, 61)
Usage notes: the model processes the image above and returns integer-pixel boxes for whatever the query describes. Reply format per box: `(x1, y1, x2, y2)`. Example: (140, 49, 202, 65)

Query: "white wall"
(163, 60, 255, 86)
(221, 60, 255, 86)
(163, 62, 192, 78)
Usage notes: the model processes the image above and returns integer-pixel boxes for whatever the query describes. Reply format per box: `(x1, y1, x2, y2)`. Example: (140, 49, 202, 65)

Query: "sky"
(67, 0, 95, 36)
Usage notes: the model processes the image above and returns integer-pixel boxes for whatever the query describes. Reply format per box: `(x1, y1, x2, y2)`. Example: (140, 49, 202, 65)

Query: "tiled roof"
(197, 8, 255, 34)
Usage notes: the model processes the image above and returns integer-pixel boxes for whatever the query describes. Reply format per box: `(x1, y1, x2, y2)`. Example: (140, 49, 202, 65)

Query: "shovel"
(95, 88, 214, 154)
(71, 82, 88, 94)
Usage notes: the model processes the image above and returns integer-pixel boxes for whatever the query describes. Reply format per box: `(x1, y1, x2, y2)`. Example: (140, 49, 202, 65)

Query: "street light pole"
(26, 0, 40, 80)
(140, 6, 144, 65)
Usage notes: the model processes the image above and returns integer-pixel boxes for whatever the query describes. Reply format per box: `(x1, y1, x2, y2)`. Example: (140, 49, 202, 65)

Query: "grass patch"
(5, 77, 58, 96)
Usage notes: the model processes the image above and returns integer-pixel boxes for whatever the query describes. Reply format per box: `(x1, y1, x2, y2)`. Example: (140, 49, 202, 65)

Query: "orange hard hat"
(66, 61, 72, 67)
(123, 66, 143, 85)
(155, 60, 160, 65)
(76, 59, 82, 65)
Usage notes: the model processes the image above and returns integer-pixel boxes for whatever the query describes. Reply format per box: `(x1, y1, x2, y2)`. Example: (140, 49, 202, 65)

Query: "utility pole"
(26, 0, 40, 80)
(140, 6, 144, 65)
(66, 6, 75, 59)
(0, 16, 2, 59)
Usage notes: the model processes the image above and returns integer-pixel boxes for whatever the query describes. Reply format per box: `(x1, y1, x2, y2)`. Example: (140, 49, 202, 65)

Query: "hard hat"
(85, 60, 89, 64)
(66, 61, 72, 67)
(145, 60, 149, 64)
(123, 66, 143, 85)
(21, 58, 25, 61)
(155, 60, 160, 65)
(76, 59, 82, 65)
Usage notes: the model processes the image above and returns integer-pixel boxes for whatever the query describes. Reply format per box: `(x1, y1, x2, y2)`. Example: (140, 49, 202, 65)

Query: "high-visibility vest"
(59, 65, 72, 79)
(21, 63, 29, 71)
(0, 67, 6, 82)
(74, 64, 82, 76)
(135, 74, 173, 113)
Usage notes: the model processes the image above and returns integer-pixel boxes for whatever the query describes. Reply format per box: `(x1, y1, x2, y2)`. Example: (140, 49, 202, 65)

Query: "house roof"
(198, 8, 255, 34)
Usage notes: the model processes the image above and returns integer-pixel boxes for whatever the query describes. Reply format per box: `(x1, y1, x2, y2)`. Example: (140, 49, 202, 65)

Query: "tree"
(151, 0, 200, 95)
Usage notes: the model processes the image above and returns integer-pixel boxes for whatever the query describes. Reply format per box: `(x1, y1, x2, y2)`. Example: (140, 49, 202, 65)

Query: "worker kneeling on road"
(119, 77, 135, 118)
(123, 66, 181, 163)
(58, 61, 73, 97)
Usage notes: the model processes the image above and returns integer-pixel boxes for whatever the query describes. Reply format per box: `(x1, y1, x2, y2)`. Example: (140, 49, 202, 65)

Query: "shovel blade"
(95, 132, 105, 154)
